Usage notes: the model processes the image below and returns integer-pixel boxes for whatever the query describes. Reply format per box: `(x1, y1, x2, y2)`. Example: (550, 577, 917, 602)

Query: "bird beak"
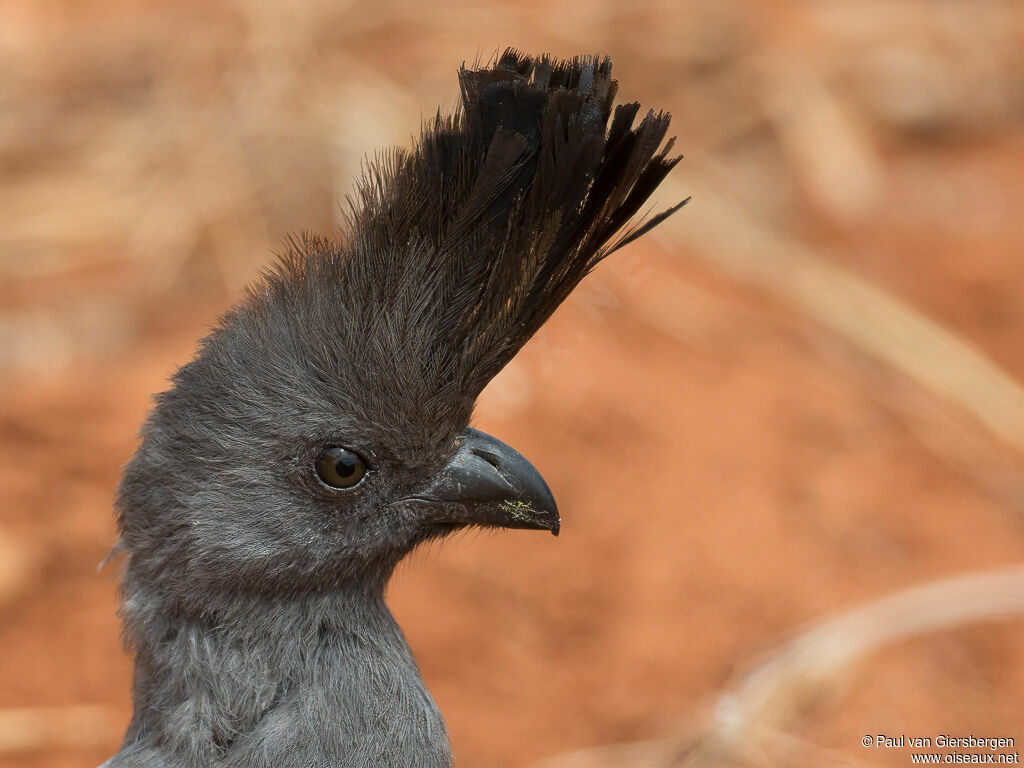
(407, 428, 560, 536)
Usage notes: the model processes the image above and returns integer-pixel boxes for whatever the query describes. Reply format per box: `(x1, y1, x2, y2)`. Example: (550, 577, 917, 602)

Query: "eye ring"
(315, 446, 368, 489)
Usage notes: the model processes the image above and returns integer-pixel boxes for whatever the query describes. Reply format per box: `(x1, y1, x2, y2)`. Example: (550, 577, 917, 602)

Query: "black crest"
(260, 49, 686, 440)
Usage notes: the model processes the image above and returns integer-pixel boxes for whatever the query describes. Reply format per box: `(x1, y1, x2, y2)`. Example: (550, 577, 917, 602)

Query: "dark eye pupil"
(334, 459, 355, 477)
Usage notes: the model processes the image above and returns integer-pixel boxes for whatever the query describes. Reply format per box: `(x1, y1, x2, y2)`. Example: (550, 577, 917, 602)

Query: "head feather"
(260, 48, 686, 439)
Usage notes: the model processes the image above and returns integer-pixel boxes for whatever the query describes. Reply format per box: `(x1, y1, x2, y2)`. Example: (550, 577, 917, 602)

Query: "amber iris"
(315, 447, 367, 489)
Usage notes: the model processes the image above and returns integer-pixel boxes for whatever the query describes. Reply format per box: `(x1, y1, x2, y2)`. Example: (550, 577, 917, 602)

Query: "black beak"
(406, 428, 560, 536)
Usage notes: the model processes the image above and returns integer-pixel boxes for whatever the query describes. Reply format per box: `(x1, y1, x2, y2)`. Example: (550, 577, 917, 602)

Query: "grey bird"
(103, 49, 685, 767)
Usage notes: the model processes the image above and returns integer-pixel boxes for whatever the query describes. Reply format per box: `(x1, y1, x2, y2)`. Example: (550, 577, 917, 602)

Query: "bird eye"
(315, 447, 367, 489)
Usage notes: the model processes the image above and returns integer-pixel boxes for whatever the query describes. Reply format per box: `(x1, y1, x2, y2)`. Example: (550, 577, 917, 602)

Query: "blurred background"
(2, 0, 1024, 766)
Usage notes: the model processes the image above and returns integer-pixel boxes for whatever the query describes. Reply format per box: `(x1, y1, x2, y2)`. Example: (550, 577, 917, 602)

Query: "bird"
(103, 48, 686, 768)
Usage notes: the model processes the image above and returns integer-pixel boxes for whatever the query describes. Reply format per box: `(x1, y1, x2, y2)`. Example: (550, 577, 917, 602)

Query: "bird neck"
(115, 585, 451, 767)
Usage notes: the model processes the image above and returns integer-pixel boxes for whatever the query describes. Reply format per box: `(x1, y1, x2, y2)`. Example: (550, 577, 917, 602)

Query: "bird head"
(115, 50, 684, 609)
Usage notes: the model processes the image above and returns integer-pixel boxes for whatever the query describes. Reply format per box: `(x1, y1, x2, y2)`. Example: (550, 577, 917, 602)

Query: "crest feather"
(284, 48, 687, 417)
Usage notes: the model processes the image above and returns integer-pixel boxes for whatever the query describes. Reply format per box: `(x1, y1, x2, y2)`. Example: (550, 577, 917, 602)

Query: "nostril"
(470, 447, 502, 471)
